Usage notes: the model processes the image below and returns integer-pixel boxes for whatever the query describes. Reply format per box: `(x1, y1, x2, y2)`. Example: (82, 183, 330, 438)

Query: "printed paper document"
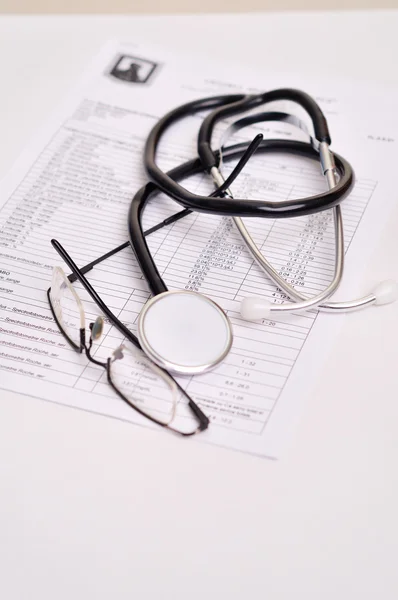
(0, 41, 397, 457)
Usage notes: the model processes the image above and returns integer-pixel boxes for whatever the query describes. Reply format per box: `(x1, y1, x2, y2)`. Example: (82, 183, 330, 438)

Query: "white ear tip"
(241, 296, 271, 320)
(374, 280, 398, 306)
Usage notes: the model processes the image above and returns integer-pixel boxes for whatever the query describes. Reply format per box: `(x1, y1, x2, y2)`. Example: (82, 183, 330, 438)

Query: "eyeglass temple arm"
(51, 238, 210, 433)
(68, 134, 262, 285)
(67, 210, 190, 284)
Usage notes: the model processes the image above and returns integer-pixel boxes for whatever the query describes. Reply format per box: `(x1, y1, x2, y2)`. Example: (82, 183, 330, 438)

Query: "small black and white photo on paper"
(108, 55, 158, 85)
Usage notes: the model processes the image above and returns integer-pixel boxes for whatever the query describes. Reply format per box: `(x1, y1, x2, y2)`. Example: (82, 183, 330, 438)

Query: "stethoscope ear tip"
(373, 280, 398, 306)
(241, 296, 271, 320)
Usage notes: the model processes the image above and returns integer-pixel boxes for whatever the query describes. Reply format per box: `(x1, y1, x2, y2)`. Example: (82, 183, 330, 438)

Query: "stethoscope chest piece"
(137, 290, 233, 375)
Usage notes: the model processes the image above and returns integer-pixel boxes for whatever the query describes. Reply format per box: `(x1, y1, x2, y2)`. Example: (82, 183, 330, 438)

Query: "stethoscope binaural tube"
(211, 111, 345, 315)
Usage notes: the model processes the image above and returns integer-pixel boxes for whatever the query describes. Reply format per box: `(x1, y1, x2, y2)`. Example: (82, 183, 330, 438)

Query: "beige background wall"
(1, 0, 398, 13)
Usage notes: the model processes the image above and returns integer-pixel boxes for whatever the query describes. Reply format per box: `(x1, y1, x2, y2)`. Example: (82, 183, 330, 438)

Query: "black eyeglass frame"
(47, 234, 210, 436)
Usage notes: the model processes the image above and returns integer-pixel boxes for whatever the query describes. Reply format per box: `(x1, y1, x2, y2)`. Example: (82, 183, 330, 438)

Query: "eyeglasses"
(46, 207, 210, 436)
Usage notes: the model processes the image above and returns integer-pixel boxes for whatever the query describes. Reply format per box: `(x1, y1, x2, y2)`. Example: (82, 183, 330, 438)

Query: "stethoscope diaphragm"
(137, 290, 233, 375)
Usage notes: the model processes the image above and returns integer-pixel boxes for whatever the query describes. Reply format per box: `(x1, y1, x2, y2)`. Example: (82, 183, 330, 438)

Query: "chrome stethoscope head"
(137, 290, 232, 376)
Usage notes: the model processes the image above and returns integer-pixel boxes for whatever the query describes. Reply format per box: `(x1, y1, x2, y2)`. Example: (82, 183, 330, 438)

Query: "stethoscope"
(127, 90, 398, 376)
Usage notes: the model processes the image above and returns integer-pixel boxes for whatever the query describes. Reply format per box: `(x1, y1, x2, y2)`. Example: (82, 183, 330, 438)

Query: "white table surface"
(1, 12, 398, 600)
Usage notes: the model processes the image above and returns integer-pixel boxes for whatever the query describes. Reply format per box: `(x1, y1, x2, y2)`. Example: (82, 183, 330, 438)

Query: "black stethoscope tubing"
(128, 138, 353, 297)
(143, 90, 353, 219)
